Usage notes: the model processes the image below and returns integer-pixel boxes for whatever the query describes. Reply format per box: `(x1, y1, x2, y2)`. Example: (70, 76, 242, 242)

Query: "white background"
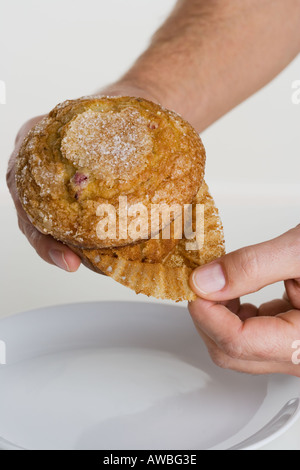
(0, 0, 300, 450)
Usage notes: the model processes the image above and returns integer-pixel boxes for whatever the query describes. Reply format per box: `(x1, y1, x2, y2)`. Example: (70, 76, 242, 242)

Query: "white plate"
(0, 301, 299, 451)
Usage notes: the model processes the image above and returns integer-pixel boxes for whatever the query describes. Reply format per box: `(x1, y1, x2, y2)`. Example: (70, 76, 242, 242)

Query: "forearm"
(114, 0, 300, 132)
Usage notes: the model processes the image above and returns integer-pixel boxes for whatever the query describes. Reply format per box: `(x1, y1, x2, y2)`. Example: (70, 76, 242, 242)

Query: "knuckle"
(6, 162, 14, 188)
(23, 223, 51, 262)
(22, 221, 34, 243)
(31, 230, 45, 255)
(15, 120, 34, 144)
(220, 337, 243, 360)
(17, 218, 25, 235)
(15, 124, 28, 144)
(24, 223, 40, 249)
(208, 348, 230, 369)
(15, 129, 22, 145)
(231, 246, 260, 282)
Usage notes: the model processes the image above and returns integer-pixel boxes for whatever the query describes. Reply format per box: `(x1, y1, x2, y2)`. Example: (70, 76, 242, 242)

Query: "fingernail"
(49, 249, 70, 272)
(192, 263, 226, 294)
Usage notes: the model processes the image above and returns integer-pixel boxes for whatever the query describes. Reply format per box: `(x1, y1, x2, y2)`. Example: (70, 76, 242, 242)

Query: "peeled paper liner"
(78, 181, 225, 302)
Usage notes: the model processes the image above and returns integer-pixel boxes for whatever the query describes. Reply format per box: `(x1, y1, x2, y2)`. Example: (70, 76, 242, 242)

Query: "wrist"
(97, 74, 174, 112)
(109, 71, 201, 131)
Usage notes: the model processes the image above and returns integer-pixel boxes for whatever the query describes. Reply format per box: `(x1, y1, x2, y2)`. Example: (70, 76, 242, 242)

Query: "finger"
(189, 225, 300, 301)
(7, 164, 32, 225)
(189, 297, 298, 362)
(7, 116, 46, 203)
(193, 325, 300, 375)
(237, 302, 258, 321)
(285, 278, 300, 310)
(218, 298, 240, 313)
(258, 298, 292, 317)
(7, 118, 81, 273)
(216, 298, 258, 321)
(8, 162, 81, 272)
(7, 151, 32, 226)
(19, 217, 81, 272)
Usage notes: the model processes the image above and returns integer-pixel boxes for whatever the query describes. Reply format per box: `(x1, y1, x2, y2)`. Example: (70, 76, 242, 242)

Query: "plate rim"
(0, 301, 299, 451)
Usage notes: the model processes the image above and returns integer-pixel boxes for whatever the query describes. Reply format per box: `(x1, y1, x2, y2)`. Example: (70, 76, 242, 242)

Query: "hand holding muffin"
(13, 94, 225, 301)
(7, 0, 300, 374)
(7, 115, 82, 272)
(6, 83, 160, 273)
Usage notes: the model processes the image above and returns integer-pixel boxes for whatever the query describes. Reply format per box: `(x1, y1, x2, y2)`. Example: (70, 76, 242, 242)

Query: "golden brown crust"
(16, 96, 205, 249)
(16, 95, 225, 301)
(80, 182, 225, 302)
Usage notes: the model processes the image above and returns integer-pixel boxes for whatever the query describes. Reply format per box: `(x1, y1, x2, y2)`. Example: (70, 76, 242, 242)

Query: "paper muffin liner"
(79, 181, 225, 302)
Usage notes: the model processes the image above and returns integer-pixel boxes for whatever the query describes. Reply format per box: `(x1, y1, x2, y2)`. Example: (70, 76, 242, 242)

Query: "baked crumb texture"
(16, 96, 224, 301)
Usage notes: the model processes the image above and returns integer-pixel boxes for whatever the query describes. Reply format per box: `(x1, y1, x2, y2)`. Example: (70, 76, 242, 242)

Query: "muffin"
(16, 96, 225, 301)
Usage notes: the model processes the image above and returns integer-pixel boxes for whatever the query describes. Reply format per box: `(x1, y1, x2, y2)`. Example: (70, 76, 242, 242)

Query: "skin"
(6, 0, 300, 375)
(189, 226, 300, 376)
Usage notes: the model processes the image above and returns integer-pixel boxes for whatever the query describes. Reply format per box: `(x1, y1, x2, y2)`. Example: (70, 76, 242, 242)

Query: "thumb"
(190, 225, 300, 301)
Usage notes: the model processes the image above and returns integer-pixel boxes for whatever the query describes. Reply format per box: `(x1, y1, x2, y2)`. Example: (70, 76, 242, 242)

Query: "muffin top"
(16, 96, 206, 248)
